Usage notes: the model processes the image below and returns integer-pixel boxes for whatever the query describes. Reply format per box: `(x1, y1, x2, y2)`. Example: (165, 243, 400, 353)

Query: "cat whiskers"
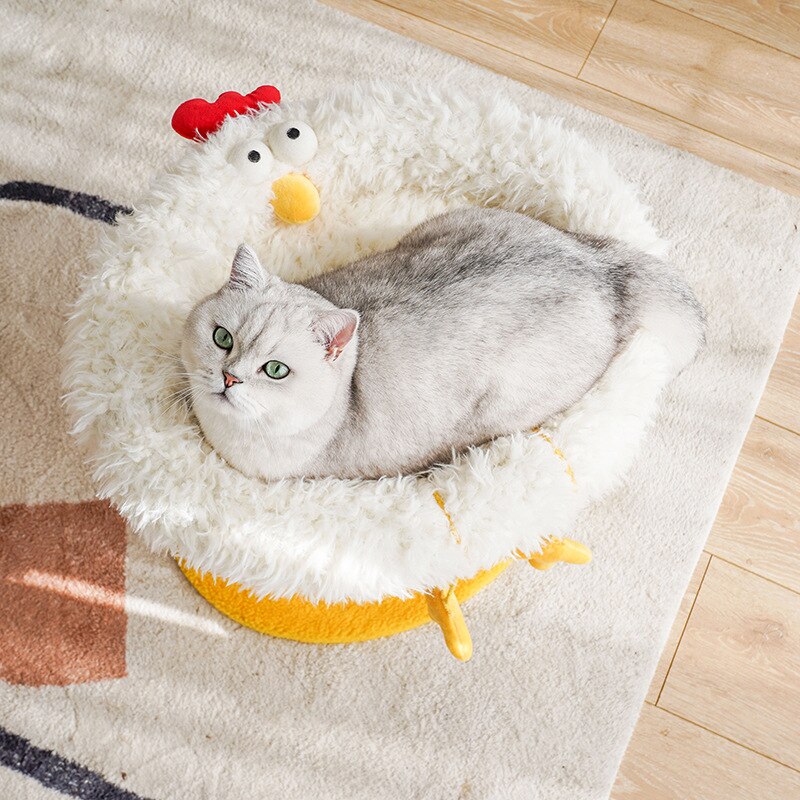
(145, 340, 184, 360)
(231, 393, 269, 418)
(248, 412, 271, 457)
(154, 392, 195, 425)
(149, 353, 188, 370)
(155, 378, 203, 426)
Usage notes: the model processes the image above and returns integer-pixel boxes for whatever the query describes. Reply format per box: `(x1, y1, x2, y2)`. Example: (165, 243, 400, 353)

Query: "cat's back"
(304, 207, 587, 310)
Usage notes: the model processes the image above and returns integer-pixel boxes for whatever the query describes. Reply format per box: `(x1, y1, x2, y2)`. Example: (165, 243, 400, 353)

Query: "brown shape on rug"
(0, 500, 127, 686)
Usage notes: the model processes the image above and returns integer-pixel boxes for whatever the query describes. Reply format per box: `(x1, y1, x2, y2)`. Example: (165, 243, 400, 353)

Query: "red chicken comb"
(171, 85, 281, 141)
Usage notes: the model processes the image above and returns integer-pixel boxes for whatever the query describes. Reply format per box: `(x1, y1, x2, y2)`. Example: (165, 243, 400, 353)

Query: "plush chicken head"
(171, 85, 320, 225)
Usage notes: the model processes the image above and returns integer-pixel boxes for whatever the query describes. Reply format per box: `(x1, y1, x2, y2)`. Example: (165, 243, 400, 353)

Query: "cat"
(181, 208, 704, 480)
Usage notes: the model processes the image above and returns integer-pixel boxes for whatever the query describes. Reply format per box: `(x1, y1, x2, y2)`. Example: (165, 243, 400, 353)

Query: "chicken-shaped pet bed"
(64, 82, 675, 661)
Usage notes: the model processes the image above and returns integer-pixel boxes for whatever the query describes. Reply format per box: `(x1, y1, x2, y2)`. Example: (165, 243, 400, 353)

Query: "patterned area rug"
(1, 1, 799, 798)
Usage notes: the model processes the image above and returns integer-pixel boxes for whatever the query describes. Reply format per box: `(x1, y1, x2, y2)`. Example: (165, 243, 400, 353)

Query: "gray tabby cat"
(181, 208, 704, 480)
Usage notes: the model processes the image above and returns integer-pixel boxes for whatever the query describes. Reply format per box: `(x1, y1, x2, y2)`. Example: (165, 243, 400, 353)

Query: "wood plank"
(661, 0, 800, 59)
(757, 295, 800, 433)
(707, 417, 800, 594)
(613, 703, 800, 799)
(581, 0, 800, 168)
(379, 0, 615, 75)
(659, 558, 800, 769)
(646, 552, 710, 703)
(323, 1, 800, 195)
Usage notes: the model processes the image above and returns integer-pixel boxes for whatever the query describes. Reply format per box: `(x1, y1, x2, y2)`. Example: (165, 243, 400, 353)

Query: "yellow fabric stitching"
(432, 428, 576, 549)
(432, 490, 462, 545)
(531, 427, 576, 485)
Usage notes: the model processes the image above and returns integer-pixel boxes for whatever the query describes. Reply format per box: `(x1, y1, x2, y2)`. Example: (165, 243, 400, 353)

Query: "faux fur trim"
(62, 82, 672, 603)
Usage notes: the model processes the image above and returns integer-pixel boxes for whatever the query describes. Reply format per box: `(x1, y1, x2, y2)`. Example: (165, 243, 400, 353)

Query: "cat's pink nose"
(222, 371, 241, 389)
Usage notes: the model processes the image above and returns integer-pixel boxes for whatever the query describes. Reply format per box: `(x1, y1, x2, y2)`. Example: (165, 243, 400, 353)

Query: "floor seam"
(577, 0, 618, 78)
(654, 554, 711, 706)
(655, 705, 800, 774)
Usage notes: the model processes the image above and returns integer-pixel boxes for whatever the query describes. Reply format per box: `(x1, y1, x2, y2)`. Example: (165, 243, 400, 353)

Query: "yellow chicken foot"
(527, 537, 592, 571)
(426, 586, 473, 662)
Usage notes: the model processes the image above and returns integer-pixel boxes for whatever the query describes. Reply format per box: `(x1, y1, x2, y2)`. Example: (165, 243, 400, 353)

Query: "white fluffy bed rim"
(63, 82, 673, 604)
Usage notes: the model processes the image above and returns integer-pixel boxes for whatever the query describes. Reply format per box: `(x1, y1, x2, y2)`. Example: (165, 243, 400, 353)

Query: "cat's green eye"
(213, 326, 233, 350)
(264, 360, 290, 380)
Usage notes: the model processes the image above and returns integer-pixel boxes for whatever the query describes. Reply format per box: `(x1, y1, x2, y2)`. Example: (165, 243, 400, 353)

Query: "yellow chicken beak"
(270, 173, 320, 224)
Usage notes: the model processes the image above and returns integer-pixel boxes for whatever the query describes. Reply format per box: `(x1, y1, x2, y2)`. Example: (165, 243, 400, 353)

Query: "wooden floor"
(324, 2, 800, 796)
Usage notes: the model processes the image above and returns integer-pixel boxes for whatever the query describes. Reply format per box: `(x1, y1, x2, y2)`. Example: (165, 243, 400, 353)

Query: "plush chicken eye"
(227, 139, 273, 182)
(263, 360, 290, 380)
(213, 326, 233, 350)
(268, 121, 317, 165)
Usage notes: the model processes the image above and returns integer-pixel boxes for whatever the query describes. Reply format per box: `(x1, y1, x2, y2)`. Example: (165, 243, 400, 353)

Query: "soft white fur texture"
(63, 82, 674, 604)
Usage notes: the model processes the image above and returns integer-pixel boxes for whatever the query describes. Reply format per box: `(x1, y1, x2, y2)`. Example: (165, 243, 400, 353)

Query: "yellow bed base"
(178, 537, 591, 662)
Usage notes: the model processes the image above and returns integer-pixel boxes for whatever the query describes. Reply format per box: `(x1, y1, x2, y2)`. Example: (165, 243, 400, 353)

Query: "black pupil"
(286, 127, 300, 140)
(247, 149, 261, 162)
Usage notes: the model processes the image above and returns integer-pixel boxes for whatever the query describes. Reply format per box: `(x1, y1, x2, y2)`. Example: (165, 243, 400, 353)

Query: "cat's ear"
(229, 243, 267, 291)
(312, 309, 360, 361)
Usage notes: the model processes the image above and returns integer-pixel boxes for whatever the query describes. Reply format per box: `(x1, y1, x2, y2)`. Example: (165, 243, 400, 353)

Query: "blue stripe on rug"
(0, 727, 150, 800)
(0, 181, 131, 224)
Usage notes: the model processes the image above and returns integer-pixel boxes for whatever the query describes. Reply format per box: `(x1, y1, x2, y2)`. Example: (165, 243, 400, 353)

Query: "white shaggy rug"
(1, 1, 799, 799)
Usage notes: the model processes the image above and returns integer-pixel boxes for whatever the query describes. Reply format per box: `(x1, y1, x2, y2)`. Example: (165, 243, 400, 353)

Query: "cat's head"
(181, 244, 359, 435)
